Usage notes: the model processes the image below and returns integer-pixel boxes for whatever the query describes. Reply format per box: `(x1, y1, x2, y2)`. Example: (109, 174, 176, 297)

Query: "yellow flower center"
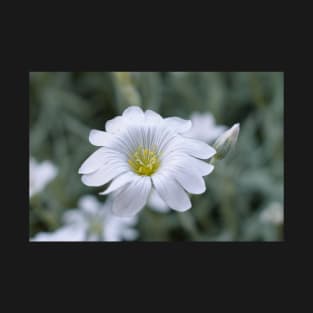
(128, 145, 160, 176)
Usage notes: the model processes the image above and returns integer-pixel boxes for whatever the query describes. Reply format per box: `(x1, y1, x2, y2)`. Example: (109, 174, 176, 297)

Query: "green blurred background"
(29, 72, 284, 241)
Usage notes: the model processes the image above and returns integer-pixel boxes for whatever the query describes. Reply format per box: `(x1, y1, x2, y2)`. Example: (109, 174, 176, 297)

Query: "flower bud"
(212, 123, 240, 160)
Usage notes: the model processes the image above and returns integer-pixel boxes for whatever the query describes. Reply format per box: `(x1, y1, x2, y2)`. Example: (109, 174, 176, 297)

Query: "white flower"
(31, 195, 138, 241)
(31, 226, 85, 242)
(260, 202, 284, 225)
(184, 112, 226, 143)
(63, 195, 138, 241)
(29, 158, 58, 198)
(78, 106, 216, 217)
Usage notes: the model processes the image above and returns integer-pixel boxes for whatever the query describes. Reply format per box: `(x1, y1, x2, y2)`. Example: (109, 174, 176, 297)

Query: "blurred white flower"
(185, 112, 226, 143)
(78, 106, 216, 217)
(29, 158, 58, 198)
(31, 226, 85, 242)
(64, 195, 138, 241)
(260, 202, 284, 225)
(213, 123, 240, 160)
(31, 195, 138, 242)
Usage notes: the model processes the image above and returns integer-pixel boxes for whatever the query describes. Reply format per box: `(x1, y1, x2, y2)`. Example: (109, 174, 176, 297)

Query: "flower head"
(78, 106, 216, 216)
(184, 112, 226, 143)
(29, 158, 58, 198)
(31, 195, 138, 241)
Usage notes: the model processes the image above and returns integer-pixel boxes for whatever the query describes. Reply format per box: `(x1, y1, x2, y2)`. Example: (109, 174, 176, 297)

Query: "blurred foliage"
(29, 72, 284, 241)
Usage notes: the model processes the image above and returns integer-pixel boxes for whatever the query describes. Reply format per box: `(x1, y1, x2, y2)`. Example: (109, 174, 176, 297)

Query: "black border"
(7, 39, 296, 284)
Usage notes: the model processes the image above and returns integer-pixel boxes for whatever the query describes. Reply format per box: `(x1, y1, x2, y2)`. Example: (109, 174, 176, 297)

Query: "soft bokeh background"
(29, 72, 284, 241)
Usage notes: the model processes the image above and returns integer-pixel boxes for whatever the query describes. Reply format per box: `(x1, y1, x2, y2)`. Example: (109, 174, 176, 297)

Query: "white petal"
(88, 130, 129, 155)
(105, 116, 125, 133)
(203, 126, 227, 143)
(183, 138, 216, 159)
(152, 172, 191, 212)
(29, 160, 58, 197)
(170, 168, 206, 195)
(112, 176, 152, 217)
(78, 195, 100, 214)
(81, 162, 129, 187)
(164, 117, 192, 133)
(163, 136, 216, 160)
(145, 109, 163, 124)
(103, 213, 138, 241)
(148, 189, 170, 212)
(89, 129, 116, 146)
(161, 152, 214, 177)
(103, 221, 122, 241)
(159, 153, 207, 194)
(178, 155, 214, 176)
(122, 106, 145, 122)
(78, 147, 108, 174)
(190, 158, 214, 176)
(31, 226, 86, 242)
(120, 228, 138, 241)
(63, 210, 85, 225)
(99, 171, 136, 195)
(185, 113, 226, 143)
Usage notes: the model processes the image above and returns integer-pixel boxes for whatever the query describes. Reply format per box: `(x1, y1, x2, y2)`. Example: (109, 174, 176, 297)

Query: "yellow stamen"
(128, 145, 160, 176)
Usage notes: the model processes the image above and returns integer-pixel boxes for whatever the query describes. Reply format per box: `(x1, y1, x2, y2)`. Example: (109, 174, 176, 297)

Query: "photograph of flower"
(29, 72, 283, 241)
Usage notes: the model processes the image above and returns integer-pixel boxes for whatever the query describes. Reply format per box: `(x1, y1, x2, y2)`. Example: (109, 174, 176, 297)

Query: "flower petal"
(161, 152, 214, 177)
(159, 153, 207, 194)
(81, 162, 129, 187)
(122, 106, 145, 123)
(152, 172, 191, 212)
(190, 158, 214, 176)
(182, 138, 216, 159)
(164, 117, 192, 133)
(99, 171, 136, 195)
(111, 176, 152, 217)
(31, 226, 86, 242)
(78, 147, 108, 174)
(78, 195, 100, 214)
(105, 116, 125, 133)
(89, 129, 116, 147)
(147, 189, 170, 212)
(145, 109, 163, 124)
(170, 168, 206, 195)
(89, 129, 133, 156)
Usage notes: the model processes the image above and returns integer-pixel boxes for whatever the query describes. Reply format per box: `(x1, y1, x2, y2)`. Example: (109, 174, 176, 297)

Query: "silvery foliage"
(30, 72, 283, 241)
